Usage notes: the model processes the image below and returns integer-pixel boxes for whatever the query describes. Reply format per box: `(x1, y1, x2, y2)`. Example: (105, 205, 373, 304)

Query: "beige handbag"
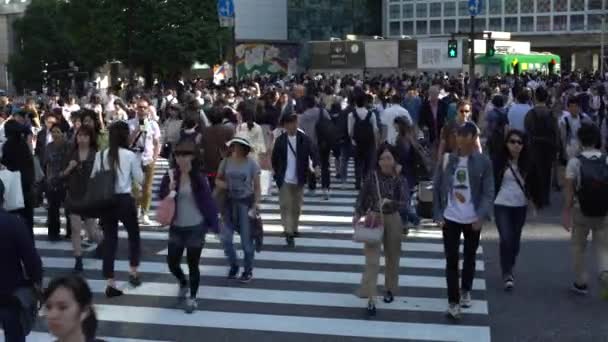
(353, 173, 385, 244)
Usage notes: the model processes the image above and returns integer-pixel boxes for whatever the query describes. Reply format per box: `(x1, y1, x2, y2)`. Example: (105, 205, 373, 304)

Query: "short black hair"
(491, 94, 505, 108)
(567, 95, 581, 108)
(535, 87, 549, 103)
(281, 112, 298, 124)
(577, 122, 601, 148)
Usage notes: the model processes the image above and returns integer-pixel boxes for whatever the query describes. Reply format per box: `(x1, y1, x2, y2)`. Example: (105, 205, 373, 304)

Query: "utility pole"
(469, 16, 475, 99)
(601, 0, 606, 76)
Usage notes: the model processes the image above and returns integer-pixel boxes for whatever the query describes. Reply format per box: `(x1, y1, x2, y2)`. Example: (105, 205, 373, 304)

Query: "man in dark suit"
(272, 112, 319, 247)
(419, 85, 448, 150)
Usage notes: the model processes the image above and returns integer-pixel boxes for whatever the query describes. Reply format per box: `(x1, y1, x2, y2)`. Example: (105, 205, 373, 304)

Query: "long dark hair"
(44, 275, 98, 341)
(173, 139, 203, 192)
(108, 121, 130, 171)
(501, 129, 528, 173)
(376, 142, 399, 172)
(240, 105, 256, 130)
(75, 125, 98, 152)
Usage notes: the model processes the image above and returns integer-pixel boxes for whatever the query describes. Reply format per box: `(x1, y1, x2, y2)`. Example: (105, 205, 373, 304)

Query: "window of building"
(444, 19, 456, 33)
(402, 4, 414, 18)
(403, 21, 414, 35)
(570, 0, 584, 11)
(430, 19, 442, 34)
(505, 0, 518, 13)
(520, 0, 534, 13)
(537, 0, 551, 12)
(488, 1, 501, 14)
(588, 14, 602, 30)
(570, 15, 584, 30)
(430, 2, 442, 17)
(389, 21, 401, 36)
(389, 4, 401, 19)
(416, 20, 428, 35)
(553, 0, 567, 11)
(553, 15, 567, 30)
(536, 16, 550, 31)
(588, 0, 605, 10)
(505, 17, 518, 31)
(489, 17, 502, 31)
(520, 17, 534, 31)
(444, 1, 456, 16)
(458, 1, 468, 16)
(459, 18, 470, 31)
(416, 3, 428, 17)
(475, 17, 486, 31)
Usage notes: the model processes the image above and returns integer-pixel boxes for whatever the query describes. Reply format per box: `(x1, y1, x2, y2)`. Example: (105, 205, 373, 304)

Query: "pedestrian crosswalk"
(27, 159, 492, 342)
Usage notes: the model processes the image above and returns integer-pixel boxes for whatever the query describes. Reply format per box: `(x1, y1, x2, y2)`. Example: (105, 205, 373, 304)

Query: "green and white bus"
(475, 52, 561, 76)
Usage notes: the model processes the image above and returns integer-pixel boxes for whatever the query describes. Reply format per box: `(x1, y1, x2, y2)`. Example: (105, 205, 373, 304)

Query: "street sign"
(468, 0, 482, 16)
(217, 0, 235, 27)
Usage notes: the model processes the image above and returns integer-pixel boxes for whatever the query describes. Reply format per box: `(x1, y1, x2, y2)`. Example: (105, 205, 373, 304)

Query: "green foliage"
(9, 0, 227, 91)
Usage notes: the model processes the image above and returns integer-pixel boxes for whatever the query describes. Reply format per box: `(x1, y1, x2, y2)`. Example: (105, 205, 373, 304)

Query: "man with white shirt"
(271, 113, 319, 248)
(507, 88, 532, 132)
(381, 94, 412, 146)
(128, 98, 161, 225)
(348, 93, 379, 190)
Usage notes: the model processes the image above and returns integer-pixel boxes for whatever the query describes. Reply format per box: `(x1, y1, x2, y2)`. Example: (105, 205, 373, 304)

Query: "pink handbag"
(156, 170, 176, 226)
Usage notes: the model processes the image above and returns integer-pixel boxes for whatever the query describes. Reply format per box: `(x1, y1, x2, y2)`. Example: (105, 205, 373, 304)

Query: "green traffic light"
(449, 50, 456, 57)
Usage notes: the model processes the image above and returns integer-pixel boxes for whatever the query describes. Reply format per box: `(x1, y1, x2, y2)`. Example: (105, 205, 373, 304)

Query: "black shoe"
(570, 282, 589, 295)
(239, 271, 253, 283)
(227, 265, 239, 279)
(94, 243, 104, 259)
(48, 235, 61, 242)
(105, 286, 123, 298)
(367, 302, 376, 317)
(293, 231, 300, 238)
(129, 274, 142, 287)
(73, 257, 83, 273)
(383, 291, 394, 303)
(286, 235, 295, 248)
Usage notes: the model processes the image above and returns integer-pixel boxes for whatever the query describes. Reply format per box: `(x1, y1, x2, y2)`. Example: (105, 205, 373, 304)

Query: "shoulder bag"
(71, 150, 115, 218)
(353, 172, 385, 244)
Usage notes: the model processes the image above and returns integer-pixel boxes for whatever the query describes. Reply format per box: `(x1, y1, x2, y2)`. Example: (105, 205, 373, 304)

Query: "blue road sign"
(217, 0, 234, 18)
(468, 0, 482, 16)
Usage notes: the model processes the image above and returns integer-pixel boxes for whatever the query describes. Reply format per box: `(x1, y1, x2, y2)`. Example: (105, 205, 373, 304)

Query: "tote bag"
(0, 169, 25, 211)
(353, 173, 384, 244)
(71, 150, 115, 218)
(156, 170, 176, 226)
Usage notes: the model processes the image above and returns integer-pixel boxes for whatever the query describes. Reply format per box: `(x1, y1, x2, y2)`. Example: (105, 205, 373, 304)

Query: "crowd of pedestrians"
(0, 70, 607, 340)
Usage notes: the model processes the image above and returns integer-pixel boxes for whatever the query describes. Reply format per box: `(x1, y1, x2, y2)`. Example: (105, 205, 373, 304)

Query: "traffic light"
(548, 58, 556, 74)
(448, 39, 458, 58)
(511, 58, 520, 75)
(485, 39, 496, 57)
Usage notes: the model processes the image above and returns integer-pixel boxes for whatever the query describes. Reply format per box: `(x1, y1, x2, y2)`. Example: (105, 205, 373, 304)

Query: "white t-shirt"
(381, 104, 412, 145)
(443, 156, 478, 224)
(494, 163, 527, 207)
(559, 111, 589, 159)
(90, 148, 144, 194)
(285, 135, 298, 185)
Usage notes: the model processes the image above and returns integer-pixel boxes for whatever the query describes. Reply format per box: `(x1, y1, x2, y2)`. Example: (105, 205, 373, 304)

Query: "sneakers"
(105, 286, 123, 298)
(383, 290, 394, 304)
(129, 274, 142, 287)
(286, 235, 295, 248)
(140, 214, 151, 225)
(460, 291, 472, 308)
(446, 303, 461, 320)
(504, 275, 515, 292)
(178, 280, 189, 299)
(366, 301, 376, 317)
(184, 298, 197, 314)
(239, 271, 253, 283)
(227, 265, 239, 279)
(570, 282, 589, 296)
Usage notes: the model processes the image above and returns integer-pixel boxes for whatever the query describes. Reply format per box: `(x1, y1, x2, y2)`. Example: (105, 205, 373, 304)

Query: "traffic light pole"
(469, 15, 475, 99)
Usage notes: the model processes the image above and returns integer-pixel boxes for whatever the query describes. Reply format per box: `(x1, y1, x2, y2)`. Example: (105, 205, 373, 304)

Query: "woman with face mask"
(158, 140, 219, 313)
(44, 275, 106, 342)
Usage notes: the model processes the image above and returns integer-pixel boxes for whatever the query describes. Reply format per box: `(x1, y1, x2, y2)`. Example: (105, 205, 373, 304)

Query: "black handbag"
(13, 285, 41, 336)
(70, 150, 115, 218)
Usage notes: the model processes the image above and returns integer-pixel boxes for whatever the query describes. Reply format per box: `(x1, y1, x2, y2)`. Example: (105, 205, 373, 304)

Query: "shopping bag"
(352, 172, 384, 244)
(260, 170, 272, 196)
(0, 169, 25, 211)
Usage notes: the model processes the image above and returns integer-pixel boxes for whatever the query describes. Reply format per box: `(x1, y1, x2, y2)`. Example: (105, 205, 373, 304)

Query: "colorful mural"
(235, 43, 299, 78)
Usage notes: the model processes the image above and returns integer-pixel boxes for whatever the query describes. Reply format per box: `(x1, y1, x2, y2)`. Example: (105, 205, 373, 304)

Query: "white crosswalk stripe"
(30, 158, 491, 342)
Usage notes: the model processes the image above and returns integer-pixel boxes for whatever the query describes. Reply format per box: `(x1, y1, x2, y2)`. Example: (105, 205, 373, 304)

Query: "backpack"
(315, 107, 339, 149)
(576, 154, 608, 217)
(486, 109, 509, 156)
(527, 107, 557, 148)
(352, 109, 375, 147)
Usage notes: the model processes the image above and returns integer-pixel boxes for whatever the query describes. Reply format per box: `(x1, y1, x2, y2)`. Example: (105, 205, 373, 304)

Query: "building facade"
(383, 0, 607, 71)
(0, 0, 29, 93)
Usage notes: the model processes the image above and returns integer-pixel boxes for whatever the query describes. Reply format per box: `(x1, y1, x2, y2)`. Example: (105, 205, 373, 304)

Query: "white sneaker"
(460, 291, 472, 308)
(141, 214, 151, 225)
(446, 303, 461, 320)
(184, 298, 197, 314)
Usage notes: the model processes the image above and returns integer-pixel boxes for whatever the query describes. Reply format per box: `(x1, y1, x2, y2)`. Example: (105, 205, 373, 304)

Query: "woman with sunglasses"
(493, 129, 533, 291)
(437, 100, 481, 158)
(159, 140, 219, 313)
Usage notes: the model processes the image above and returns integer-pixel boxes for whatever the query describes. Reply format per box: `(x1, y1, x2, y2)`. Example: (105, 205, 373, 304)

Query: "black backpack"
(315, 107, 339, 149)
(486, 109, 509, 156)
(352, 109, 375, 147)
(576, 154, 608, 217)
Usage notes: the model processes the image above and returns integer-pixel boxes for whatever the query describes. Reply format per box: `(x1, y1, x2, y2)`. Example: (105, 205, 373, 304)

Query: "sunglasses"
(508, 139, 523, 145)
(174, 151, 194, 157)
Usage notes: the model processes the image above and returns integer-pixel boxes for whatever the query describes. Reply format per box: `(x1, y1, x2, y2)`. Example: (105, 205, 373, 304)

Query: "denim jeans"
(494, 205, 527, 277)
(0, 304, 25, 342)
(222, 199, 254, 272)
